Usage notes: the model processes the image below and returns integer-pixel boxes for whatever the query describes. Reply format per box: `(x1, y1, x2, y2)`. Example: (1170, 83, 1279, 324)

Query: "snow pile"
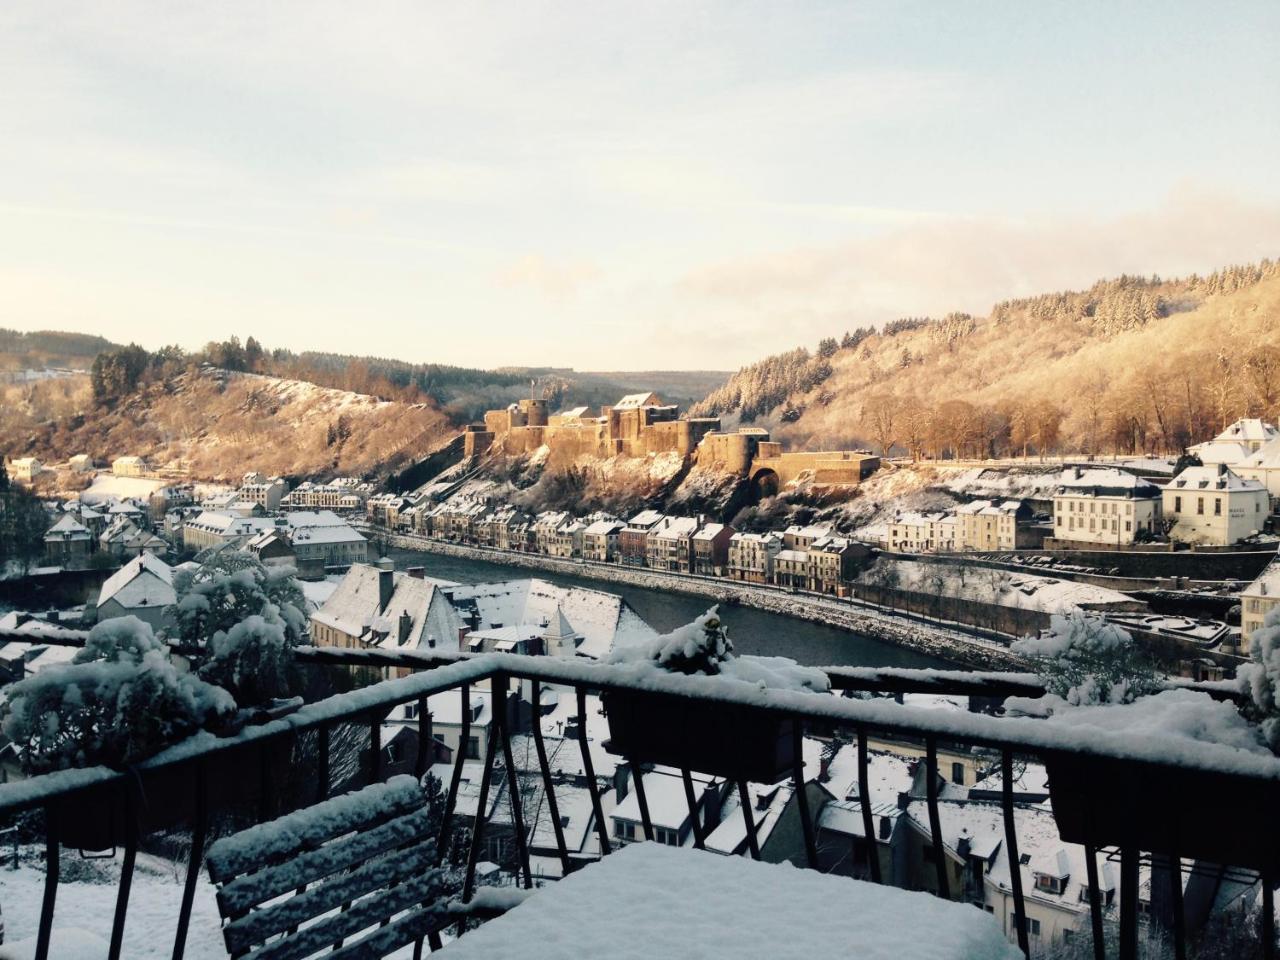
(442, 842, 1020, 960)
(609, 607, 829, 694)
(1020, 688, 1269, 757)
(1009, 612, 1157, 707)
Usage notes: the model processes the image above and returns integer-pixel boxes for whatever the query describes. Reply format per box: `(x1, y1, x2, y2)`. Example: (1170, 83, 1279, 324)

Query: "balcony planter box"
(1043, 750, 1280, 872)
(602, 689, 795, 784)
(53, 698, 302, 851)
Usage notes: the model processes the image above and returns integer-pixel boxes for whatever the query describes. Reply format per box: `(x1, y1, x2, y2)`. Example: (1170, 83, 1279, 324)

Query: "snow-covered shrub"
(611, 607, 829, 693)
(0, 617, 234, 773)
(1239, 606, 1280, 752)
(1011, 611, 1158, 707)
(174, 549, 307, 705)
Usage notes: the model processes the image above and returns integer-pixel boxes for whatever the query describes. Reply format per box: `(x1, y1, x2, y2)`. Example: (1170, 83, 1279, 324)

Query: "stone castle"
(464, 392, 879, 490)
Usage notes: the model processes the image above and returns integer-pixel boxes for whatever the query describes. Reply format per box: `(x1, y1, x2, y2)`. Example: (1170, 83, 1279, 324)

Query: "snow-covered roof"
(892, 510, 955, 526)
(44, 514, 89, 539)
(624, 509, 665, 529)
(1243, 560, 1280, 599)
(1239, 436, 1280, 470)
(692, 522, 728, 541)
(785, 523, 834, 539)
(559, 406, 590, 419)
(1052, 467, 1160, 499)
(290, 524, 366, 546)
(776, 549, 809, 563)
(613, 392, 661, 410)
(583, 519, 626, 537)
(1187, 439, 1252, 466)
(649, 515, 699, 541)
(184, 511, 278, 538)
(312, 563, 461, 649)
(1211, 418, 1280, 445)
(97, 553, 176, 610)
(443, 578, 657, 659)
(1167, 464, 1265, 493)
(612, 768, 716, 832)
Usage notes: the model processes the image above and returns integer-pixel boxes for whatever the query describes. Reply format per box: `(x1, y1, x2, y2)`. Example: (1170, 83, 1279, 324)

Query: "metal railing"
(0, 645, 1274, 960)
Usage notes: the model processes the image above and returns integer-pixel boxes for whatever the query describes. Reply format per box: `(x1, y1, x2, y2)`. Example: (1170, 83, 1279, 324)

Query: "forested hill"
(0, 329, 120, 371)
(691, 260, 1280, 458)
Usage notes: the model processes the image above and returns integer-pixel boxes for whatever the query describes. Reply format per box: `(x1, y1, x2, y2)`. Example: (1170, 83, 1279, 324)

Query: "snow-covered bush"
(611, 607, 830, 693)
(0, 616, 234, 773)
(1239, 606, 1280, 752)
(1011, 611, 1158, 707)
(173, 549, 307, 705)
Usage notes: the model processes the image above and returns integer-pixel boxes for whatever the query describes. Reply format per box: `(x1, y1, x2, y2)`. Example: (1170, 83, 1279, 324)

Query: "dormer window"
(1034, 872, 1067, 894)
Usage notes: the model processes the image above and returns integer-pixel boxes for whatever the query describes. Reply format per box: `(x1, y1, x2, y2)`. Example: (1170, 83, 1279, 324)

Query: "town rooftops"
(784, 523, 834, 539)
(775, 549, 809, 563)
(613, 768, 716, 833)
(97, 553, 176, 610)
(583, 518, 626, 536)
(1168, 464, 1265, 493)
(1187, 440, 1252, 466)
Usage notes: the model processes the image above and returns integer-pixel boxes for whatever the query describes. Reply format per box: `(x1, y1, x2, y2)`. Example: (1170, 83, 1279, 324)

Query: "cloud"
(671, 184, 1280, 355)
(498, 254, 601, 301)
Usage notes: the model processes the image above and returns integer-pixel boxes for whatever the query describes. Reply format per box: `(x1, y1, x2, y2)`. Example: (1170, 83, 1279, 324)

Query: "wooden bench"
(206, 775, 448, 959)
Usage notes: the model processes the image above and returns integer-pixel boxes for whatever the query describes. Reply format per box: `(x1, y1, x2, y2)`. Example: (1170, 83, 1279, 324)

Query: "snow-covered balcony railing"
(0, 643, 1274, 960)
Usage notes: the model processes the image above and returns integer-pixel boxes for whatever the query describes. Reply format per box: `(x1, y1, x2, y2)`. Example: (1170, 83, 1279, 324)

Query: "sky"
(2, 1, 1278, 371)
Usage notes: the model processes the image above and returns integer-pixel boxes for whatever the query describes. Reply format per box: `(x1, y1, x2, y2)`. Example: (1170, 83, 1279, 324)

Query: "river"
(387, 548, 952, 670)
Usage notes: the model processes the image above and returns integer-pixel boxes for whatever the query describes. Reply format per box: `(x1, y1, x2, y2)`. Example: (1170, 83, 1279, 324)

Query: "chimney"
(1072, 466, 1082, 480)
(1217, 462, 1227, 477)
(701, 781, 723, 832)
(818, 754, 832, 783)
(398, 610, 412, 645)
(613, 762, 631, 802)
(879, 815, 892, 840)
(377, 559, 394, 612)
(408, 566, 425, 579)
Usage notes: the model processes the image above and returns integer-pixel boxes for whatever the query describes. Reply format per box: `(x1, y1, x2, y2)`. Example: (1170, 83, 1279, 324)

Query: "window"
(1174, 495, 1181, 513)
(466, 736, 480, 760)
(1125, 521, 1131, 532)
(1011, 915, 1042, 937)
(615, 820, 635, 840)
(951, 762, 965, 784)
(1197, 497, 1204, 515)
(1214, 498, 1221, 516)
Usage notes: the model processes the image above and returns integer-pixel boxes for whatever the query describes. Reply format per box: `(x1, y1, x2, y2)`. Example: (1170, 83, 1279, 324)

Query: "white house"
(310, 561, 462, 654)
(1241, 561, 1280, 654)
(95, 554, 177, 630)
(1163, 464, 1268, 545)
(1051, 467, 1162, 546)
(1237, 436, 1280, 500)
(8, 458, 41, 483)
(68, 454, 94, 474)
(112, 455, 148, 478)
(43, 514, 92, 566)
(1190, 418, 1280, 467)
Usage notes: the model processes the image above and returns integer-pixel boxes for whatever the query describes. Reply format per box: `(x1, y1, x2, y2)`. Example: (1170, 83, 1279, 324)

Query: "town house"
(1051, 467, 1162, 547)
(618, 510, 664, 566)
(728, 531, 783, 583)
(691, 521, 735, 576)
(1163, 464, 1269, 545)
(646, 515, 699, 572)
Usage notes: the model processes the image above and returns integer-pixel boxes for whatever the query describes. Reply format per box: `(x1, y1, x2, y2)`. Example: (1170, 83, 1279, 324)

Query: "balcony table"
(440, 842, 1021, 959)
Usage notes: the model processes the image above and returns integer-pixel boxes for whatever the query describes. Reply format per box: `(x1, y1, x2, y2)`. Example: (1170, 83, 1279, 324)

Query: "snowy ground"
(77, 474, 168, 506)
(876, 559, 1138, 614)
(0, 849, 435, 959)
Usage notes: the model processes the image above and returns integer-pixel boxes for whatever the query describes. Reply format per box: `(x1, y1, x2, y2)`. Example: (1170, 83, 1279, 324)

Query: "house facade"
(728, 531, 783, 583)
(1051, 468, 1162, 546)
(1241, 561, 1280, 654)
(1163, 465, 1268, 545)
